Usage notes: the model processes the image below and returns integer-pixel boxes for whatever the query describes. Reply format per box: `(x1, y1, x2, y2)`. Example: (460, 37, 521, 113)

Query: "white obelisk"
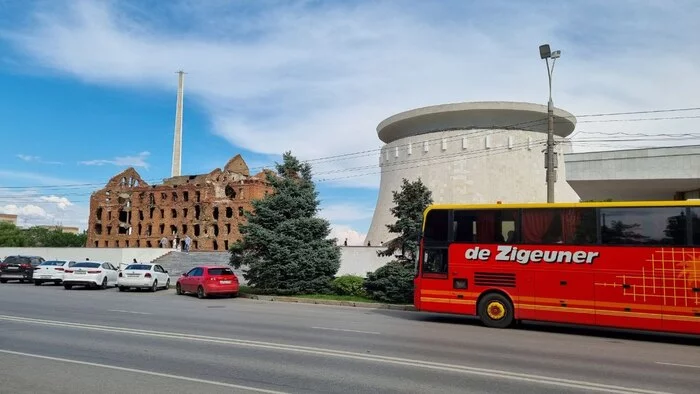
(171, 70, 185, 177)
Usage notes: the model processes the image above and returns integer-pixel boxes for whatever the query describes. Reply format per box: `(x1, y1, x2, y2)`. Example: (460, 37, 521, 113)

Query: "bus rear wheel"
(478, 293, 514, 329)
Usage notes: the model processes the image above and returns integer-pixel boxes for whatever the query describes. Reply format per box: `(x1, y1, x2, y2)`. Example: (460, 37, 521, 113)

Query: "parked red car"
(175, 265, 239, 299)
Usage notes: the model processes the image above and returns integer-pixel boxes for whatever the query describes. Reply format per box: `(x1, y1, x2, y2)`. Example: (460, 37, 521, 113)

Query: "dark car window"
(126, 264, 152, 270)
(41, 261, 67, 266)
(73, 262, 101, 268)
(3, 256, 31, 265)
(208, 268, 234, 276)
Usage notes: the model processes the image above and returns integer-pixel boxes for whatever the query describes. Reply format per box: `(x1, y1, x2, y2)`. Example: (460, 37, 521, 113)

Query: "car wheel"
(54, 280, 61, 285)
(0, 279, 6, 283)
(164, 278, 170, 289)
(118, 286, 127, 292)
(197, 286, 206, 299)
(34, 281, 42, 286)
(478, 293, 514, 329)
(101, 277, 108, 289)
(64, 284, 72, 290)
(151, 280, 158, 292)
(19, 279, 24, 283)
(176, 283, 183, 295)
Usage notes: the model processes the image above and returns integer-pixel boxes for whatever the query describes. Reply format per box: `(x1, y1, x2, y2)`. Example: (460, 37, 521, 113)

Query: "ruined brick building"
(86, 155, 274, 251)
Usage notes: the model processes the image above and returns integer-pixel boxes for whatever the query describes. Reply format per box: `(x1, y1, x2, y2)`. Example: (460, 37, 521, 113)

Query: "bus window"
(691, 208, 700, 245)
(422, 248, 448, 277)
(424, 209, 449, 243)
(521, 208, 596, 244)
(453, 209, 519, 243)
(600, 207, 687, 245)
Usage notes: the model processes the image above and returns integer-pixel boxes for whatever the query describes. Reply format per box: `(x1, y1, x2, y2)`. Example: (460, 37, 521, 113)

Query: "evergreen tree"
(229, 152, 341, 294)
(378, 178, 433, 263)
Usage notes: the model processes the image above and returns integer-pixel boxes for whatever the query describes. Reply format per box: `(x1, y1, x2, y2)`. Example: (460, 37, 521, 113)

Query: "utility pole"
(539, 44, 561, 203)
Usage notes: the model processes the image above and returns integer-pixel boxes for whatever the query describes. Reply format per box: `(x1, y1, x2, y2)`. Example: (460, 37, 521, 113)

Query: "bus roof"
(425, 200, 700, 214)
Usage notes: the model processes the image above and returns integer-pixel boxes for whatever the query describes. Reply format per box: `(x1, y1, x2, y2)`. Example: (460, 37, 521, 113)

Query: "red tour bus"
(414, 201, 700, 335)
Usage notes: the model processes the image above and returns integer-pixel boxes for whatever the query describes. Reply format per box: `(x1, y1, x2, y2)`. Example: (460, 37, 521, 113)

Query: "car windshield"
(208, 268, 234, 276)
(73, 262, 101, 268)
(3, 256, 30, 265)
(126, 264, 152, 270)
(41, 261, 67, 266)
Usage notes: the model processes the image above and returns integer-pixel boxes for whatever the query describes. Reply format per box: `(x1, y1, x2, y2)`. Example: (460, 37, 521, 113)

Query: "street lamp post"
(539, 44, 561, 203)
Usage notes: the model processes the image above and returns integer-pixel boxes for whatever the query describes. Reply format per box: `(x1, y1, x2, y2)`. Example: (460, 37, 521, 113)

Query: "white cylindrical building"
(364, 101, 580, 246)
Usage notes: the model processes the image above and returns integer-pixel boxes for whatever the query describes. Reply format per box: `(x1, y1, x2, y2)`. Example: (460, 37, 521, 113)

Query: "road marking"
(655, 362, 700, 369)
(108, 310, 152, 315)
(312, 327, 380, 335)
(0, 349, 286, 394)
(0, 314, 669, 394)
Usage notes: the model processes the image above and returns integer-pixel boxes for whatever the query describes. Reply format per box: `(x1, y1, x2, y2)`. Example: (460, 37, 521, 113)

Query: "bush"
(331, 275, 366, 297)
(363, 261, 414, 304)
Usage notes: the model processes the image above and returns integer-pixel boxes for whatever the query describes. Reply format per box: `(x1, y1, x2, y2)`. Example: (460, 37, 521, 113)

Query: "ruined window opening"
(149, 193, 155, 205)
(116, 240, 120, 247)
(139, 210, 144, 221)
(238, 207, 244, 217)
(118, 225, 128, 235)
(239, 188, 243, 200)
(172, 192, 178, 201)
(108, 211, 112, 220)
(161, 192, 167, 200)
(147, 225, 152, 236)
(182, 224, 188, 234)
(183, 191, 189, 201)
(96, 207, 103, 220)
(160, 209, 165, 219)
(171, 209, 177, 219)
(213, 240, 219, 251)
(193, 240, 199, 250)
(204, 226, 208, 235)
(226, 207, 233, 218)
(213, 207, 219, 220)
(118, 210, 128, 223)
(183, 208, 188, 218)
(195, 205, 201, 220)
(194, 224, 200, 236)
(138, 224, 142, 235)
(170, 225, 177, 235)
(125, 240, 130, 247)
(195, 191, 201, 202)
(133, 179, 139, 187)
(226, 223, 231, 234)
(120, 177, 127, 186)
(146, 240, 152, 248)
(213, 224, 219, 237)
(94, 224, 102, 235)
(105, 240, 109, 247)
(225, 185, 236, 199)
(224, 240, 229, 250)
(94, 241, 98, 247)
(107, 226, 112, 235)
(149, 208, 155, 219)
(159, 224, 165, 234)
(136, 240, 140, 247)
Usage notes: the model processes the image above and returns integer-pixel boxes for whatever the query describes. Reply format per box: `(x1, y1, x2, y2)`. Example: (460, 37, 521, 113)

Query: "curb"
(239, 293, 416, 311)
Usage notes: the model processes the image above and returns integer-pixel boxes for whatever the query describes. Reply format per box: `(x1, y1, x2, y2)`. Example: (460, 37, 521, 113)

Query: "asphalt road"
(0, 283, 698, 394)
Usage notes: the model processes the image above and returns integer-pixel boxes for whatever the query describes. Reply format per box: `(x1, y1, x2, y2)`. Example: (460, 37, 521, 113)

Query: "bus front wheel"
(478, 293, 514, 329)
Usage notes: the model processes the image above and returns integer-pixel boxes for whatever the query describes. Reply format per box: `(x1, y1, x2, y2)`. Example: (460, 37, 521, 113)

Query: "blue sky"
(0, 0, 698, 242)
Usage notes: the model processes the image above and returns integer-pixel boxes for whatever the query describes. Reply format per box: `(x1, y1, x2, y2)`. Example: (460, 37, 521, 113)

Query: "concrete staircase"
(150, 251, 247, 284)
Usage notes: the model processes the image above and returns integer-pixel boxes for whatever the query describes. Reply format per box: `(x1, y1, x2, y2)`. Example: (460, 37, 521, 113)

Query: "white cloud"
(79, 151, 150, 169)
(319, 202, 375, 223)
(16, 154, 63, 165)
(39, 195, 73, 210)
(0, 170, 85, 186)
(0, 204, 51, 218)
(329, 224, 367, 247)
(2, 0, 699, 188)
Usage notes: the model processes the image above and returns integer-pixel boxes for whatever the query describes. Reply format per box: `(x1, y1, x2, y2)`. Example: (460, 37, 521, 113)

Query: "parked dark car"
(0, 255, 45, 283)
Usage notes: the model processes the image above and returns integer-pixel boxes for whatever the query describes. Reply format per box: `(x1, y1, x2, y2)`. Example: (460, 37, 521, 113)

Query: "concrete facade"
(564, 145, 700, 201)
(365, 101, 580, 246)
(86, 155, 274, 251)
(0, 214, 17, 225)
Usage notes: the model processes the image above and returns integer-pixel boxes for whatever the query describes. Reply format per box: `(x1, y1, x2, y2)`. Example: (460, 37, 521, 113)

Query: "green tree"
(366, 178, 433, 304)
(0, 222, 29, 247)
(229, 152, 341, 294)
(0, 223, 87, 247)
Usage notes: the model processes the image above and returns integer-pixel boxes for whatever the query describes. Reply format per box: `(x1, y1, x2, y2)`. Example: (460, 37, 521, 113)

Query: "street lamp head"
(539, 44, 551, 59)
(551, 50, 561, 59)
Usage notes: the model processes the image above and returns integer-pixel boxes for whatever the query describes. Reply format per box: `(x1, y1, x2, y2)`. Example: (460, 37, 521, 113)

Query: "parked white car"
(63, 261, 119, 290)
(117, 263, 170, 292)
(34, 260, 77, 286)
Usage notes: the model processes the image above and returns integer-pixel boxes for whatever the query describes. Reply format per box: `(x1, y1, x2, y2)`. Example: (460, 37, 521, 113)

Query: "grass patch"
(293, 294, 379, 303)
